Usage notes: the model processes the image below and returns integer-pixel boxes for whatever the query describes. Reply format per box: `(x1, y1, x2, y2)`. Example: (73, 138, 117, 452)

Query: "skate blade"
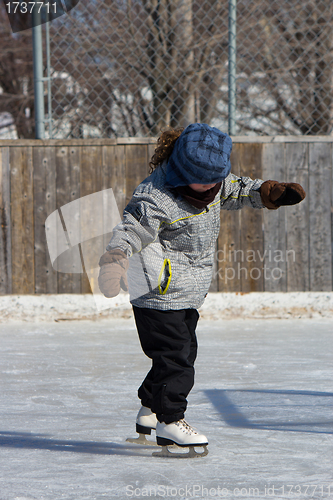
(152, 445, 208, 458)
(126, 434, 158, 446)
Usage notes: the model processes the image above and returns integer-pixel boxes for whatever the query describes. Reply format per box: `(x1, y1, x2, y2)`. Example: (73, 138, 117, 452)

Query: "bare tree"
(233, 0, 333, 135)
(1, 0, 332, 138)
(49, 0, 332, 137)
(0, 5, 36, 138)
(48, 0, 229, 137)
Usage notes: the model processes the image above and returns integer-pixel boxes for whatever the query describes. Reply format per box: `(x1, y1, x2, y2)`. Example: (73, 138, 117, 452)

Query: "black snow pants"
(132, 305, 200, 424)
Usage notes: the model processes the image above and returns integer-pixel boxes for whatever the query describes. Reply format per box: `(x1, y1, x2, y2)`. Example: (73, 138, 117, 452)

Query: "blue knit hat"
(165, 123, 232, 187)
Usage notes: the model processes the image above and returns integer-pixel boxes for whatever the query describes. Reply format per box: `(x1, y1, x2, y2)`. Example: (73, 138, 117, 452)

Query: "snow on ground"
(0, 316, 332, 500)
(1, 292, 333, 323)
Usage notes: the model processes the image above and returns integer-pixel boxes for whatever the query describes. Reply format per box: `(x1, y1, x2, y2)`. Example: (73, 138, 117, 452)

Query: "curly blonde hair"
(149, 127, 184, 174)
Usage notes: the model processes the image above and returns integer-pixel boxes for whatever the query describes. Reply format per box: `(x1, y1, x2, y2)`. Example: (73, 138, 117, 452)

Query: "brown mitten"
(260, 180, 306, 210)
(98, 248, 129, 298)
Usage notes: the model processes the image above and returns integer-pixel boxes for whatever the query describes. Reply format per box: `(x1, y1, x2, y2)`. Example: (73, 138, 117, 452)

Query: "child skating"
(98, 123, 305, 457)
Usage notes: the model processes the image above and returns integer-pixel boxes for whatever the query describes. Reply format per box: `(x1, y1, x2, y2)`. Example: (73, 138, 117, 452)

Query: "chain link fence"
(1, 0, 333, 138)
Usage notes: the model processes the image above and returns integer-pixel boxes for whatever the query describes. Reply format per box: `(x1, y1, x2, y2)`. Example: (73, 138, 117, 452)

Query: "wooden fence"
(0, 137, 332, 295)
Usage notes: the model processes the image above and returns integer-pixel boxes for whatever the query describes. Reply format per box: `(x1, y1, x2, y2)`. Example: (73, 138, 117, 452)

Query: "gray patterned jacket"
(107, 161, 264, 310)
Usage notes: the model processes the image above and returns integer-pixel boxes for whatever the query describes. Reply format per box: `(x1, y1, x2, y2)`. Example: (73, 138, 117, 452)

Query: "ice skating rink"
(0, 317, 332, 500)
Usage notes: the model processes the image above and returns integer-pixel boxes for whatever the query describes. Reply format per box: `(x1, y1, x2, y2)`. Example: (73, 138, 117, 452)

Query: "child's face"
(188, 183, 217, 192)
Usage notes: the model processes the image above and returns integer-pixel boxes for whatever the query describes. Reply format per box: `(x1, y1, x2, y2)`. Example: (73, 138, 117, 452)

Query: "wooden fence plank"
(101, 145, 126, 254)
(10, 146, 35, 293)
(262, 143, 287, 292)
(80, 146, 103, 294)
(148, 143, 156, 171)
(125, 145, 149, 206)
(33, 146, 58, 294)
(102, 145, 126, 214)
(239, 143, 264, 292)
(56, 146, 81, 294)
(217, 145, 241, 292)
(1, 140, 333, 295)
(0, 147, 12, 294)
(285, 143, 310, 291)
(309, 143, 332, 291)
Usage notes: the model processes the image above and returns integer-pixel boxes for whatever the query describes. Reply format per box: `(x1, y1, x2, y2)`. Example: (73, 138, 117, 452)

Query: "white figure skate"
(153, 419, 209, 458)
(126, 406, 158, 446)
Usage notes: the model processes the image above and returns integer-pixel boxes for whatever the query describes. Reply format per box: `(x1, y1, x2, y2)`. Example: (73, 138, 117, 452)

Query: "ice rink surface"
(0, 317, 332, 500)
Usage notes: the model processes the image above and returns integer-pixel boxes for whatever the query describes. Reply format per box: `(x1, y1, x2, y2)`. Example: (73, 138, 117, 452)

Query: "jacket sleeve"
(220, 173, 265, 210)
(106, 189, 169, 257)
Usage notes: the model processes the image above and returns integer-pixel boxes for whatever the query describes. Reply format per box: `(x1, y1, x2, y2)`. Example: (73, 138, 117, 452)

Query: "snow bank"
(199, 292, 333, 320)
(0, 292, 333, 322)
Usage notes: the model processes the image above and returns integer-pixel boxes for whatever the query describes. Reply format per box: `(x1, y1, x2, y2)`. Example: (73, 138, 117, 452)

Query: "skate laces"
(176, 419, 198, 435)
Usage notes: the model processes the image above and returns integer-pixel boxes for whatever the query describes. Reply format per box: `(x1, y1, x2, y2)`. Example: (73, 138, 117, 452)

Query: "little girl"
(98, 123, 305, 455)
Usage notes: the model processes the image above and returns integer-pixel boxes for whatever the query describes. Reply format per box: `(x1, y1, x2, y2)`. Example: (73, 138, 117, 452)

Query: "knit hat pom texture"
(166, 123, 232, 187)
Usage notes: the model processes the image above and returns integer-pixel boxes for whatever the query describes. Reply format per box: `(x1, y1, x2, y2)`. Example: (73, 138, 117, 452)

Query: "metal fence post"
(45, 12, 53, 138)
(228, 0, 237, 136)
(32, 9, 45, 139)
